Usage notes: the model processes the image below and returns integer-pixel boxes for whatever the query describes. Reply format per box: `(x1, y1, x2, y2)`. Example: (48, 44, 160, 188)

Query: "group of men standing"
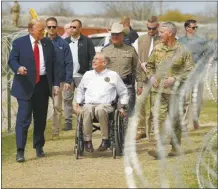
(8, 14, 207, 162)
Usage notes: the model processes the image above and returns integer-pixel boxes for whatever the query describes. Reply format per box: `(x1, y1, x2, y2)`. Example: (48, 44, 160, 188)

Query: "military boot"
(168, 145, 181, 157)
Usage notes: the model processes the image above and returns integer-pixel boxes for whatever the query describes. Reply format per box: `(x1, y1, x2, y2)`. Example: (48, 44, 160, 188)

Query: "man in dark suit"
(8, 19, 60, 162)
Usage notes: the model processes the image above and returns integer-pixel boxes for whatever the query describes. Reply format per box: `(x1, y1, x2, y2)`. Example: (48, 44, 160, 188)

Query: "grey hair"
(159, 22, 177, 35)
(97, 52, 110, 65)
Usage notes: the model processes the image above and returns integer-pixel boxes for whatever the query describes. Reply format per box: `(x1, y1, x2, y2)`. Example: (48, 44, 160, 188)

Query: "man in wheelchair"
(75, 52, 129, 152)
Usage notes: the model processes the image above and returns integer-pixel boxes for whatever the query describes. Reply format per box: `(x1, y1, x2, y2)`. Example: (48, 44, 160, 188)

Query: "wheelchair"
(74, 103, 128, 159)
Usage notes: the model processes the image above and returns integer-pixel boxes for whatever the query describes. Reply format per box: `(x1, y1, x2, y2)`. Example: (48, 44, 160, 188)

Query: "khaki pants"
(52, 78, 81, 135)
(82, 104, 114, 141)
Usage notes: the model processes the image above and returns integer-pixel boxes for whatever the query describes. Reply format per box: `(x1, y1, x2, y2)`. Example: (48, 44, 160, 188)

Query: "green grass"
(2, 99, 216, 163)
(200, 99, 217, 123)
(2, 116, 77, 163)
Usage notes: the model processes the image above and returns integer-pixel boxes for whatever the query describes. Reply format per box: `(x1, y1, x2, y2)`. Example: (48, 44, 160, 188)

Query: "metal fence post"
(6, 37, 12, 133)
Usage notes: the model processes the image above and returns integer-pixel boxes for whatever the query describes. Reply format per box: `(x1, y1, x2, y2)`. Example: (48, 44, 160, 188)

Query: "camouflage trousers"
(150, 92, 182, 147)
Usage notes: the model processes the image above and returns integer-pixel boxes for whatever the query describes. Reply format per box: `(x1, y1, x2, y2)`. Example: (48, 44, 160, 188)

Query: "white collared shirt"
(29, 35, 46, 75)
(76, 69, 129, 104)
(69, 37, 82, 77)
(148, 37, 154, 57)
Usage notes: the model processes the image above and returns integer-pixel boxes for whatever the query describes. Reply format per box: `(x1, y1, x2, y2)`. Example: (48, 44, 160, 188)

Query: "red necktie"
(33, 41, 40, 83)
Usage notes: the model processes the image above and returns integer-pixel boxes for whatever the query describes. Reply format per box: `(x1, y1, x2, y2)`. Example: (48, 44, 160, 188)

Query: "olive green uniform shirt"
(102, 43, 143, 88)
(146, 41, 194, 94)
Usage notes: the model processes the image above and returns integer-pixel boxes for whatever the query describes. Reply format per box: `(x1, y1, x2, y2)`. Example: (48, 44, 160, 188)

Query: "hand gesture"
(137, 87, 143, 95)
(18, 66, 27, 75)
(53, 86, 60, 96)
(163, 77, 175, 88)
(141, 62, 147, 73)
(150, 75, 159, 88)
(119, 108, 127, 117)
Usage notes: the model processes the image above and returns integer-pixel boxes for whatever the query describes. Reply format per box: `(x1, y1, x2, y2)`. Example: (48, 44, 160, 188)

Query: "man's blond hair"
(120, 16, 130, 24)
(28, 19, 45, 29)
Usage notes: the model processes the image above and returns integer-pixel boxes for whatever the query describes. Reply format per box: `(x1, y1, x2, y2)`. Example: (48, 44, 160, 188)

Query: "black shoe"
(36, 147, 45, 157)
(16, 151, 25, 162)
(62, 123, 72, 131)
(84, 141, 94, 153)
(97, 139, 110, 151)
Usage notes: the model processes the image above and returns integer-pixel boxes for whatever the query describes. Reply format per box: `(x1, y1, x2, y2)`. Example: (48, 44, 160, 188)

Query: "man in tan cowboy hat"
(102, 22, 143, 116)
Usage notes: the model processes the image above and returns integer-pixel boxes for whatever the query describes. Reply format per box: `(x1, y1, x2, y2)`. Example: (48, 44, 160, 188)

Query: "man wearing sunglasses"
(65, 19, 95, 131)
(46, 17, 73, 140)
(102, 22, 143, 116)
(179, 19, 207, 130)
(136, 16, 161, 142)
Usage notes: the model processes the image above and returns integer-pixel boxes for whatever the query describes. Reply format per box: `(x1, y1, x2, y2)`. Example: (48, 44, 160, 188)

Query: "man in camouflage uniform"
(102, 22, 143, 116)
(146, 22, 194, 158)
(11, 1, 20, 27)
(136, 16, 161, 141)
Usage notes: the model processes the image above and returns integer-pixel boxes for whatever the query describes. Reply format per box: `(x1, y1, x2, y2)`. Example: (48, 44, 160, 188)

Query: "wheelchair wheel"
(74, 115, 84, 159)
(114, 110, 127, 156)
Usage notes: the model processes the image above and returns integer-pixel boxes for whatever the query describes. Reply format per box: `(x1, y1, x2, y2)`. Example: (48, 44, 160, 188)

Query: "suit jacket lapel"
(139, 34, 151, 62)
(26, 35, 34, 61)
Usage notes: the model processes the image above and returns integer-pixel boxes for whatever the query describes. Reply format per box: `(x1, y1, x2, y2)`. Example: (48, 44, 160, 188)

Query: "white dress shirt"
(69, 36, 83, 77)
(29, 35, 46, 75)
(148, 37, 154, 57)
(76, 69, 129, 104)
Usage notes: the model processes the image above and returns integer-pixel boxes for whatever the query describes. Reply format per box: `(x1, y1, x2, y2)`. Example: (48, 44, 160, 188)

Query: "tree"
(2, 2, 11, 15)
(39, 2, 74, 17)
(101, 2, 156, 20)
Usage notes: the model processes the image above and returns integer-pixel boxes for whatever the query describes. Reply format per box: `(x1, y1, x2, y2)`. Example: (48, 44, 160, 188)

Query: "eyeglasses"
(147, 26, 157, 31)
(70, 26, 77, 29)
(189, 26, 198, 30)
(47, 26, 57, 29)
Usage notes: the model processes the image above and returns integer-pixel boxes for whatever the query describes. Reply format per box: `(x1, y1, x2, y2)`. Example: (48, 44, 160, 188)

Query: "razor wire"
(124, 39, 217, 188)
(2, 29, 54, 132)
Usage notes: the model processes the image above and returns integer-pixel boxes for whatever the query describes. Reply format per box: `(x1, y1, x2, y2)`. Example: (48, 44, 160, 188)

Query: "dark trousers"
(16, 76, 50, 151)
(127, 85, 136, 117)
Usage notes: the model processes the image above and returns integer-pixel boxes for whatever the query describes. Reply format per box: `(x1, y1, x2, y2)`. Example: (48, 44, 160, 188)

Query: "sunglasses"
(147, 26, 157, 31)
(70, 26, 77, 29)
(47, 26, 57, 29)
(189, 26, 198, 30)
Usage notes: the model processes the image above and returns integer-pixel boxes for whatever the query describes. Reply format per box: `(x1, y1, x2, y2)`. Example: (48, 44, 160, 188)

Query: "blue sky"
(2, 1, 217, 15)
